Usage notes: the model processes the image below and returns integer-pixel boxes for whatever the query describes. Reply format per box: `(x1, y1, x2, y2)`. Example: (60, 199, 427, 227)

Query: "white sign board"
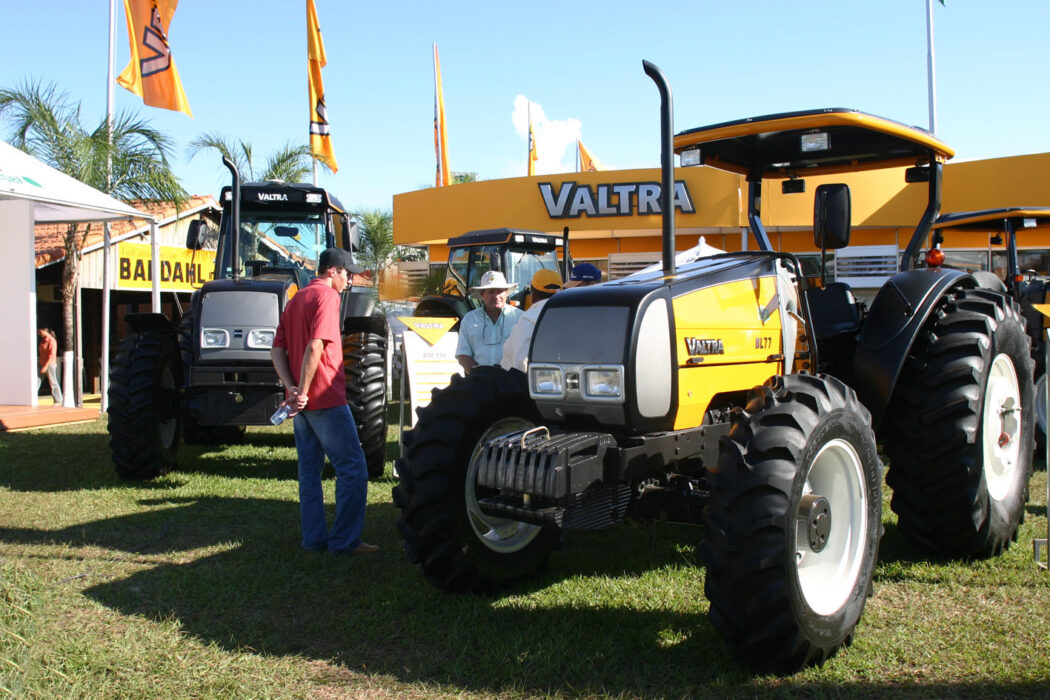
(398, 317, 463, 429)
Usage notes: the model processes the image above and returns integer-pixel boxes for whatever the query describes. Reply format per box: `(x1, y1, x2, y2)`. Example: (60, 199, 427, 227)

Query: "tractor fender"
(415, 294, 472, 321)
(124, 312, 176, 335)
(343, 313, 389, 337)
(853, 267, 975, 430)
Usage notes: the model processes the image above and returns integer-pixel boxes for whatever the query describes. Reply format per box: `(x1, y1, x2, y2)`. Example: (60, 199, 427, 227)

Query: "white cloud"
(512, 95, 581, 176)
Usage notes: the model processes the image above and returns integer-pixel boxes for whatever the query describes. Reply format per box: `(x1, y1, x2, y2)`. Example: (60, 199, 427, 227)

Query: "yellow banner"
(117, 242, 215, 291)
(398, 316, 458, 346)
(116, 0, 193, 117)
(308, 0, 337, 172)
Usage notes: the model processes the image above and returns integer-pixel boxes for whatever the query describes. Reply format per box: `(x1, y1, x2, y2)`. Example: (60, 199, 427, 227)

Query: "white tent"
(0, 139, 155, 408)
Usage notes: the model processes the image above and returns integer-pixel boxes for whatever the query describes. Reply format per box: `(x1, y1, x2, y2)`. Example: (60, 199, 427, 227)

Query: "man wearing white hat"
(456, 270, 523, 374)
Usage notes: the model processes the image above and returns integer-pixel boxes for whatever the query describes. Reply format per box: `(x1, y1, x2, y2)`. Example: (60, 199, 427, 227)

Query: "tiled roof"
(35, 195, 219, 268)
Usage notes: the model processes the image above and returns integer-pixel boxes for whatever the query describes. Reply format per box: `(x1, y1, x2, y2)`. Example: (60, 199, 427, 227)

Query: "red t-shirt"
(273, 278, 346, 410)
(38, 333, 57, 370)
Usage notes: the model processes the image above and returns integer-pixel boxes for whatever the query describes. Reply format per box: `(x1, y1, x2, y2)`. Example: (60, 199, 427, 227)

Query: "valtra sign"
(538, 180, 696, 219)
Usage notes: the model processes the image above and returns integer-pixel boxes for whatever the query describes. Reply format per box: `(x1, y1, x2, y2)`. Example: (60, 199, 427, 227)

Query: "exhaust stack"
(643, 60, 676, 278)
(222, 156, 241, 282)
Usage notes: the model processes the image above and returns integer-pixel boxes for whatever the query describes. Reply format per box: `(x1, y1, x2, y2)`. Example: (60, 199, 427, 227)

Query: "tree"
(353, 209, 426, 294)
(187, 133, 328, 183)
(0, 80, 186, 361)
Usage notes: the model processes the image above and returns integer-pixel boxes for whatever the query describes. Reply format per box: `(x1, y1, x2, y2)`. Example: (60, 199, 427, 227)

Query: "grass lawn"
(1, 413, 1049, 698)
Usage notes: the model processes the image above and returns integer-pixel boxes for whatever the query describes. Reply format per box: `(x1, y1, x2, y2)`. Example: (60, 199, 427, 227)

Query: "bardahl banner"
(117, 241, 215, 291)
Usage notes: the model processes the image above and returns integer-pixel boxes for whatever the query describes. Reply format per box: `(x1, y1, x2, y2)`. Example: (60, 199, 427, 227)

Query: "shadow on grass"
(2, 496, 741, 695)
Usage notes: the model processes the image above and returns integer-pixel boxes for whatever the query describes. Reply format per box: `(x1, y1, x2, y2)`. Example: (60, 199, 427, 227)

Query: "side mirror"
(905, 166, 931, 183)
(813, 183, 851, 249)
(345, 218, 361, 254)
(186, 219, 205, 250)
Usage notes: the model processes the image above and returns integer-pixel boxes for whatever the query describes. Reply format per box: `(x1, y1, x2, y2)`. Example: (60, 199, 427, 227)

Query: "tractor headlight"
(529, 365, 565, 398)
(201, 328, 230, 348)
(246, 328, 276, 349)
(583, 366, 624, 402)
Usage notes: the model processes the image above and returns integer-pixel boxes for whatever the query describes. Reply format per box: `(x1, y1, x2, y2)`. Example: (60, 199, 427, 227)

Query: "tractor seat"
(804, 283, 861, 339)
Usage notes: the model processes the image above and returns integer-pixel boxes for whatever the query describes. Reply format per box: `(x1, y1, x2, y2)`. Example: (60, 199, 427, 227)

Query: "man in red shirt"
(37, 328, 63, 405)
(271, 248, 378, 555)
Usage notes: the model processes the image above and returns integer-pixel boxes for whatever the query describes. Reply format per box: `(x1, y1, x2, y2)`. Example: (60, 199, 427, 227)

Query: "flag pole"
(433, 44, 440, 187)
(101, 0, 117, 412)
(925, 0, 937, 134)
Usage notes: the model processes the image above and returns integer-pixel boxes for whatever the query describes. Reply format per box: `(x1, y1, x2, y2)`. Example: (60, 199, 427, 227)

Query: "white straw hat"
(470, 270, 516, 291)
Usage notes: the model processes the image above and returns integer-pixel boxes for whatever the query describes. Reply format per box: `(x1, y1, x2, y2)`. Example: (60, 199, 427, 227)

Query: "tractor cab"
(415, 227, 569, 319)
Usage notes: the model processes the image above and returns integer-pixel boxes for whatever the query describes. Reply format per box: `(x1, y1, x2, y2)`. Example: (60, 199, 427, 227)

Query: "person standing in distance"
(455, 270, 522, 374)
(270, 247, 378, 555)
(37, 328, 62, 405)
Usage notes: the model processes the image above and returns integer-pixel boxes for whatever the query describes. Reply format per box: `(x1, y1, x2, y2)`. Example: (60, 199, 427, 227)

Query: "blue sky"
(1, 2, 1048, 212)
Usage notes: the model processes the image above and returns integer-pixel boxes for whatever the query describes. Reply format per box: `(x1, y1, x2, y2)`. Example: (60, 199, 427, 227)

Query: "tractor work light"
(800, 132, 830, 152)
(305, 193, 323, 204)
(529, 365, 565, 399)
(246, 328, 276, 349)
(201, 329, 230, 348)
(680, 148, 702, 167)
(1024, 218, 1037, 228)
(583, 366, 624, 402)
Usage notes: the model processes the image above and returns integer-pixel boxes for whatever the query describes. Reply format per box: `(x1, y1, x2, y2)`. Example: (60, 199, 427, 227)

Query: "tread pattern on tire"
(344, 330, 388, 479)
(883, 287, 1034, 557)
(392, 366, 560, 593)
(108, 330, 182, 480)
(701, 373, 881, 674)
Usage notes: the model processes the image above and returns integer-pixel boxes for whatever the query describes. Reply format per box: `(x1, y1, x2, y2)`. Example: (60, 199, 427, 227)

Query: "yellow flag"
(528, 120, 538, 176)
(116, 0, 192, 117)
(577, 139, 606, 172)
(307, 0, 338, 172)
(433, 44, 450, 187)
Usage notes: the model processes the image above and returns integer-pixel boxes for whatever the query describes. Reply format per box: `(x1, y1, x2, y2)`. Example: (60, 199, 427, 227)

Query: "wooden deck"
(0, 396, 101, 432)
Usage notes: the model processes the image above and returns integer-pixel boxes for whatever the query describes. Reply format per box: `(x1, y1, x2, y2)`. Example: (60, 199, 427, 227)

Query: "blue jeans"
(292, 404, 368, 552)
(36, 363, 62, 404)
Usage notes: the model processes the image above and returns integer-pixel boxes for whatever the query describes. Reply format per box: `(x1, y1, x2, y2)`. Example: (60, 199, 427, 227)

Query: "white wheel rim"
(1035, 373, 1046, 434)
(465, 417, 542, 553)
(982, 353, 1022, 502)
(795, 438, 868, 617)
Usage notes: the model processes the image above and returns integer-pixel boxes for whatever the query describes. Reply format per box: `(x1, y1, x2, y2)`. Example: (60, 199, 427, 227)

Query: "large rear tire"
(883, 288, 1034, 558)
(392, 366, 561, 593)
(107, 330, 183, 481)
(701, 374, 882, 674)
(344, 329, 388, 479)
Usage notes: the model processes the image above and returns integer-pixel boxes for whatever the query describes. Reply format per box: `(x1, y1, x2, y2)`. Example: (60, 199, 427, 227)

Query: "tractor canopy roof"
(447, 227, 561, 249)
(674, 108, 954, 179)
(933, 207, 1050, 231)
(219, 181, 346, 214)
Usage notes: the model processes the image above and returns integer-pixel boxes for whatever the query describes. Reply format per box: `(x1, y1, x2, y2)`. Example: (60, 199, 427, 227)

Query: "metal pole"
(926, 0, 938, 134)
(150, 220, 160, 312)
(101, 0, 116, 411)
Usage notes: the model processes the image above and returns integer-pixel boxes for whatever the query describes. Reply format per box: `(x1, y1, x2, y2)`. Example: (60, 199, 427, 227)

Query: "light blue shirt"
(456, 305, 522, 367)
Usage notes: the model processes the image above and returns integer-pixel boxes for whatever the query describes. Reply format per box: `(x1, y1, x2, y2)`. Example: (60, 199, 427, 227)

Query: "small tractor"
(108, 158, 389, 480)
(933, 207, 1050, 449)
(393, 62, 1035, 673)
(413, 227, 570, 320)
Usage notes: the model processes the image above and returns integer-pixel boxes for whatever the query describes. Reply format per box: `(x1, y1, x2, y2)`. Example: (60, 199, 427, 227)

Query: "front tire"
(884, 288, 1034, 557)
(392, 366, 561, 593)
(343, 329, 388, 479)
(107, 330, 183, 481)
(701, 374, 882, 674)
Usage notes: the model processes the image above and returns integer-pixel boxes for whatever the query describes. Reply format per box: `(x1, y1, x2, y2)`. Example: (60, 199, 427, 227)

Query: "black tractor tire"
(701, 373, 882, 674)
(344, 329, 388, 479)
(175, 311, 247, 446)
(107, 330, 183, 481)
(392, 366, 561, 593)
(883, 288, 1035, 558)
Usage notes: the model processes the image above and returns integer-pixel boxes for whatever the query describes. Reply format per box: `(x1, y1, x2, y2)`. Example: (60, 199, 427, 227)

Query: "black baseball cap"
(318, 248, 361, 274)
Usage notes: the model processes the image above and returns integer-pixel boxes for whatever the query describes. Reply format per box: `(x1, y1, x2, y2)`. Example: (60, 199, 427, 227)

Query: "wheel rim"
(1035, 373, 1046, 435)
(158, 362, 178, 449)
(464, 416, 543, 554)
(982, 353, 1022, 502)
(795, 438, 868, 617)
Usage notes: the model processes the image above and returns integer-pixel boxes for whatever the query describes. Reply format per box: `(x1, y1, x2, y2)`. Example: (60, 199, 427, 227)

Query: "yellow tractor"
(393, 62, 1035, 673)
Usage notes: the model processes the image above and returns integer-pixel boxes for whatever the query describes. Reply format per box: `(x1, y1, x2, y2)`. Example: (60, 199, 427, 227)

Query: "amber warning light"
(925, 247, 945, 267)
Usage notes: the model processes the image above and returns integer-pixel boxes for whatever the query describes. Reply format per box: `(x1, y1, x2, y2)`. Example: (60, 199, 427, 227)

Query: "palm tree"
(0, 80, 186, 360)
(187, 132, 329, 183)
(353, 209, 426, 294)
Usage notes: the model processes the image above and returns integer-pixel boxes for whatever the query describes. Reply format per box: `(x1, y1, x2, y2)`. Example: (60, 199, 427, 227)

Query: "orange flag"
(578, 139, 606, 172)
(528, 118, 538, 176)
(433, 44, 450, 187)
(308, 0, 338, 172)
(116, 0, 192, 116)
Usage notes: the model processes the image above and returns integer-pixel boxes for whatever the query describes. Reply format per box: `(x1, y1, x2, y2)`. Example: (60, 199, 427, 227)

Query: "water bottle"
(270, 402, 293, 425)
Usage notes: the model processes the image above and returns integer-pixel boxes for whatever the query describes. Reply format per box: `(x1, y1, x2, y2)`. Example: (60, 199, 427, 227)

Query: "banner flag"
(308, 0, 338, 172)
(116, 0, 193, 117)
(577, 139, 606, 172)
(433, 44, 451, 186)
(528, 116, 538, 176)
